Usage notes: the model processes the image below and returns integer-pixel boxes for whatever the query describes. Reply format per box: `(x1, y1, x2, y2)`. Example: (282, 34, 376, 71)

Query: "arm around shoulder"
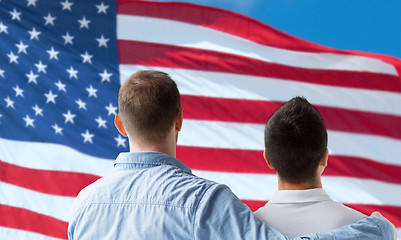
(192, 184, 290, 240)
(294, 216, 394, 240)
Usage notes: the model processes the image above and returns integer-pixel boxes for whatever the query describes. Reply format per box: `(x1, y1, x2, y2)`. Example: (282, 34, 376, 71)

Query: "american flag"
(1, 0, 400, 239)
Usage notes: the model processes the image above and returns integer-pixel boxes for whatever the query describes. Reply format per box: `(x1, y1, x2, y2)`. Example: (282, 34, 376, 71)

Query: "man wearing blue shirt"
(68, 70, 395, 239)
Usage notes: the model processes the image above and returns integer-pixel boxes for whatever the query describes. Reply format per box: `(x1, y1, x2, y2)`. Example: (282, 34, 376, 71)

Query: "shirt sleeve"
(192, 184, 393, 240)
(192, 184, 289, 240)
(304, 216, 394, 240)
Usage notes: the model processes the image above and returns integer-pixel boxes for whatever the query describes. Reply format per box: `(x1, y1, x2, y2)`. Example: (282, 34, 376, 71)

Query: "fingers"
(371, 211, 397, 240)
(370, 211, 382, 218)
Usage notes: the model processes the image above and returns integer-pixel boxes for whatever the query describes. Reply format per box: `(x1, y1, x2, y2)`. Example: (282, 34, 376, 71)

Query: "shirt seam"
(81, 200, 195, 209)
(115, 161, 191, 173)
(372, 217, 385, 240)
(191, 183, 216, 239)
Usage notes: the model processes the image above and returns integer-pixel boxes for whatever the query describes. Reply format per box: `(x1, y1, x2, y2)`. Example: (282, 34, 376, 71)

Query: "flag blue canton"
(0, 0, 128, 159)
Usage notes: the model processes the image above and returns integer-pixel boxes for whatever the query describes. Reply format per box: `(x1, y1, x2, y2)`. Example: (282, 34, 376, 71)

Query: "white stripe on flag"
(179, 120, 401, 166)
(0, 137, 114, 175)
(119, 65, 401, 117)
(0, 226, 64, 240)
(0, 182, 73, 222)
(194, 170, 401, 207)
(117, 15, 397, 75)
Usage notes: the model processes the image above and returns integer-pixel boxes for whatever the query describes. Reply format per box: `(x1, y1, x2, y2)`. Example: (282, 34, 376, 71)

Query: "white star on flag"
(32, 104, 44, 116)
(0, 22, 8, 34)
(66, 66, 78, 79)
(52, 124, 63, 135)
(0, 69, 4, 78)
(78, 16, 90, 29)
(105, 103, 117, 116)
(47, 47, 60, 60)
(75, 99, 87, 110)
(13, 85, 24, 98)
(15, 41, 29, 54)
(27, 0, 38, 7)
(10, 8, 22, 21)
(81, 130, 94, 143)
(35, 61, 47, 73)
(28, 27, 41, 40)
(62, 32, 74, 45)
(23, 115, 35, 127)
(114, 135, 127, 147)
(99, 69, 112, 82)
(63, 110, 76, 124)
(95, 116, 107, 128)
(4, 96, 15, 109)
(86, 85, 98, 98)
(60, 0, 74, 11)
(81, 51, 93, 64)
(96, 2, 109, 14)
(54, 80, 67, 92)
(7, 52, 18, 64)
(43, 13, 56, 26)
(26, 71, 39, 84)
(44, 90, 58, 104)
(96, 35, 109, 48)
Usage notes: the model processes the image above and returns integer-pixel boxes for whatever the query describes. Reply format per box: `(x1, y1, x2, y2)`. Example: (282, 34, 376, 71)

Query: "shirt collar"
(114, 151, 192, 174)
(268, 188, 332, 204)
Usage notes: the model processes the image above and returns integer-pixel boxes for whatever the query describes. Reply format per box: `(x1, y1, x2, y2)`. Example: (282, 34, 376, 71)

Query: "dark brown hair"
(264, 97, 327, 183)
(118, 70, 181, 143)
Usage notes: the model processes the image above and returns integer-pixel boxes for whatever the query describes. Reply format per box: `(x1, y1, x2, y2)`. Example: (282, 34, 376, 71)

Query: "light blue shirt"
(68, 151, 393, 240)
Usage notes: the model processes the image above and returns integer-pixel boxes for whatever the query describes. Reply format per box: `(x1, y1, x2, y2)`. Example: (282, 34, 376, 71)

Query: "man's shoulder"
(69, 175, 107, 215)
(160, 166, 230, 205)
(325, 200, 367, 220)
(71, 165, 228, 213)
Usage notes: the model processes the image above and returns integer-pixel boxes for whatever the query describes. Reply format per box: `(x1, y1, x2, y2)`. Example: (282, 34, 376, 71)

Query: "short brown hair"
(118, 70, 181, 143)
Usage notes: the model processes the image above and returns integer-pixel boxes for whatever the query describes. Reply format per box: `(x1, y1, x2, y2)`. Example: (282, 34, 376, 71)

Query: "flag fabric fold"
(0, 0, 400, 239)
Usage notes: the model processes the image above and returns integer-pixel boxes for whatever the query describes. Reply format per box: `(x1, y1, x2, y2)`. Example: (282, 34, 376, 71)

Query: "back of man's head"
(264, 97, 327, 183)
(118, 70, 181, 143)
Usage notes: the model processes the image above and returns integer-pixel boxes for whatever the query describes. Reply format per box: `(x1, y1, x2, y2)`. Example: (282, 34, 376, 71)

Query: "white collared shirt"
(254, 188, 366, 238)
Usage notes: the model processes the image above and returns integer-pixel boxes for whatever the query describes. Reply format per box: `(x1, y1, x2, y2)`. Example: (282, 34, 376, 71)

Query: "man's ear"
(263, 150, 275, 170)
(321, 148, 329, 167)
(175, 108, 183, 131)
(115, 114, 128, 137)
(319, 148, 329, 175)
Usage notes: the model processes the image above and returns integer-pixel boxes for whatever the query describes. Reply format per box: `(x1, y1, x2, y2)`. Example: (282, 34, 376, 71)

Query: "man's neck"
(128, 137, 177, 158)
(277, 176, 322, 190)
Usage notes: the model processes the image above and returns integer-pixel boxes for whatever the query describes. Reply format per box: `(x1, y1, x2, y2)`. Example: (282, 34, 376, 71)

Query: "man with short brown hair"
(117, 70, 181, 144)
(68, 70, 395, 240)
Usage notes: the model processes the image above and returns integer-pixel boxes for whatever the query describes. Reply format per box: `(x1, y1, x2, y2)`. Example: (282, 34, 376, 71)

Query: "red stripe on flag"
(117, 0, 337, 53)
(177, 146, 268, 173)
(0, 160, 100, 197)
(118, 40, 401, 92)
(177, 146, 401, 184)
(326, 155, 401, 184)
(0, 204, 67, 239)
(242, 199, 268, 212)
(181, 95, 401, 140)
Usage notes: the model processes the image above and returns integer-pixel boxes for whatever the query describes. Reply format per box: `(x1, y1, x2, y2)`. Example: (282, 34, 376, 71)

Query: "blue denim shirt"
(68, 152, 393, 240)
